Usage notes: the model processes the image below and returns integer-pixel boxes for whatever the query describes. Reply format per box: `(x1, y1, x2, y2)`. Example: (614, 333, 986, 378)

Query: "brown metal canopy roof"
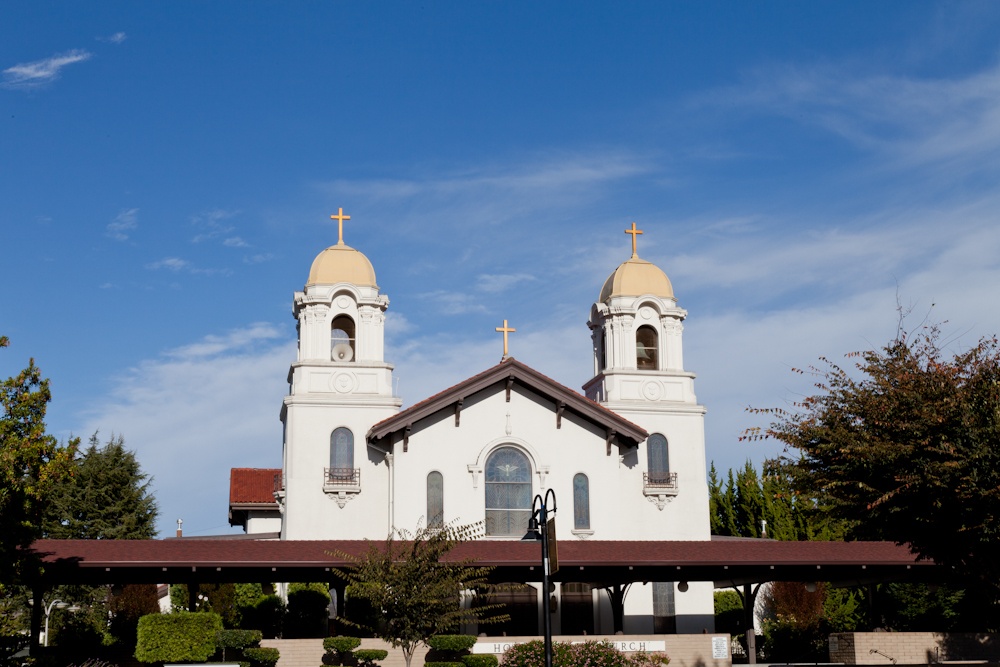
(28, 538, 944, 589)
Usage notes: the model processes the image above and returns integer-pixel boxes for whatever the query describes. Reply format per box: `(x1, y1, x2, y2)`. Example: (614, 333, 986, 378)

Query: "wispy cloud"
(223, 237, 249, 248)
(243, 253, 273, 264)
(2, 49, 92, 89)
(703, 60, 1000, 181)
(146, 257, 190, 272)
(191, 209, 238, 243)
(476, 273, 536, 293)
(99, 32, 127, 44)
(146, 257, 231, 276)
(78, 326, 292, 535)
(418, 290, 490, 315)
(106, 208, 138, 241)
(165, 323, 284, 360)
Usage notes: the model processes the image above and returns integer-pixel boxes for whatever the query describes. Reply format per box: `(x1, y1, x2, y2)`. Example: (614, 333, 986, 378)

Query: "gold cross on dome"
(625, 222, 643, 257)
(330, 207, 351, 245)
(495, 319, 516, 358)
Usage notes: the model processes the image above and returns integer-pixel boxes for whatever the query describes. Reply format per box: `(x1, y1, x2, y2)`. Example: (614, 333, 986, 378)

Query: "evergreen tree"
(43, 432, 158, 540)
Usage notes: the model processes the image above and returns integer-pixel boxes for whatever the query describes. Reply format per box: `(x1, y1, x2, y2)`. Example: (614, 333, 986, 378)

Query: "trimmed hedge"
(134, 611, 223, 663)
(355, 648, 389, 667)
(425, 663, 464, 667)
(325, 635, 363, 654)
(244, 646, 281, 667)
(462, 655, 499, 667)
(217, 628, 263, 649)
(428, 636, 477, 652)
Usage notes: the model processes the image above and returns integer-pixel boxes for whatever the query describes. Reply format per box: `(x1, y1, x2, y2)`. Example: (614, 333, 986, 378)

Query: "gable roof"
(367, 357, 648, 448)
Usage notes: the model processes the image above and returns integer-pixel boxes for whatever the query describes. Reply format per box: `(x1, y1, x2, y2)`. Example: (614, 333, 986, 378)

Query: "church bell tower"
(279, 209, 402, 539)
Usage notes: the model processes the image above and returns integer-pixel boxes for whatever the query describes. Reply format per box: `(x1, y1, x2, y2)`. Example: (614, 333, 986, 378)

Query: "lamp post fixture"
(522, 488, 557, 667)
(28, 598, 71, 647)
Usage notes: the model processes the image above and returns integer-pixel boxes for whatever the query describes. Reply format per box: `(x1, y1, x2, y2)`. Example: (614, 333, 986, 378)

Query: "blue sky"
(4, 2, 1000, 536)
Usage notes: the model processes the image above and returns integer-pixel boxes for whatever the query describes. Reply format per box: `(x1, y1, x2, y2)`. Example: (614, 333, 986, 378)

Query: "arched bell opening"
(331, 315, 356, 362)
(636, 325, 658, 370)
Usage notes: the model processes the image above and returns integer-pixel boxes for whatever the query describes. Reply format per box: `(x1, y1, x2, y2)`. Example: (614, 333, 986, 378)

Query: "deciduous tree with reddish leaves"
(745, 322, 1000, 587)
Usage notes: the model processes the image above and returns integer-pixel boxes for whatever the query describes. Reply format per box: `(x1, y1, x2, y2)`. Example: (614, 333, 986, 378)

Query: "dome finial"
(330, 207, 352, 246)
(625, 221, 643, 258)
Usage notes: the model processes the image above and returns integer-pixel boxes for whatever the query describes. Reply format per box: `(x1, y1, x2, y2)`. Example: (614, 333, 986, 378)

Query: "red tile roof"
(229, 468, 281, 504)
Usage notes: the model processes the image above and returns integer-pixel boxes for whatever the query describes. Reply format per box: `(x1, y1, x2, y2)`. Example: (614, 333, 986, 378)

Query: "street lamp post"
(28, 598, 70, 647)
(523, 489, 557, 667)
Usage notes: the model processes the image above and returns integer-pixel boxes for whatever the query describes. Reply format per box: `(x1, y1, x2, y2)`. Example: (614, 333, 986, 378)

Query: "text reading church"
(228, 210, 716, 635)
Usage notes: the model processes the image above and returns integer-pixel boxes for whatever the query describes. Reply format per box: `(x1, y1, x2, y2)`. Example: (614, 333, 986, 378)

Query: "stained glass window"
(573, 473, 590, 530)
(330, 427, 354, 470)
(485, 447, 531, 537)
(427, 471, 444, 529)
(647, 433, 669, 484)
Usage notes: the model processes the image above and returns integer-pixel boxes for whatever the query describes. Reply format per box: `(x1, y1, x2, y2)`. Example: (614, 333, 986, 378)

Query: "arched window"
(647, 433, 669, 484)
(573, 473, 590, 530)
(329, 427, 355, 483)
(331, 315, 356, 361)
(427, 471, 444, 529)
(636, 325, 658, 370)
(485, 447, 532, 537)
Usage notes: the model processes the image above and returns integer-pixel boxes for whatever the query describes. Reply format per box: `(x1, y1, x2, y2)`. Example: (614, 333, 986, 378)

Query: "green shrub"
(462, 655, 499, 667)
(217, 628, 263, 649)
(244, 646, 281, 667)
(355, 648, 389, 667)
(134, 611, 223, 663)
(285, 587, 330, 638)
(241, 594, 285, 639)
(500, 640, 660, 667)
(325, 635, 363, 654)
(425, 662, 464, 667)
(428, 636, 478, 653)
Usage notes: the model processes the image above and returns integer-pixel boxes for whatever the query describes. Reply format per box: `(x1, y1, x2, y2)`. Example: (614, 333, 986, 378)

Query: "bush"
(244, 646, 281, 667)
(500, 640, 665, 667)
(425, 663, 464, 667)
(215, 628, 263, 662)
(134, 611, 223, 663)
(217, 628, 263, 648)
(462, 655, 499, 667)
(241, 594, 285, 639)
(325, 636, 363, 654)
(355, 648, 389, 667)
(428, 636, 478, 653)
(285, 587, 330, 638)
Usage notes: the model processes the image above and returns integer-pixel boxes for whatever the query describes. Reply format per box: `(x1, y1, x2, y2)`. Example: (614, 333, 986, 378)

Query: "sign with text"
(473, 640, 667, 655)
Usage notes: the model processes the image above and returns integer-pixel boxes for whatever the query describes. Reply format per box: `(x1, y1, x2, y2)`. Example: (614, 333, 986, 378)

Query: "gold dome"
(307, 242, 377, 287)
(599, 256, 673, 302)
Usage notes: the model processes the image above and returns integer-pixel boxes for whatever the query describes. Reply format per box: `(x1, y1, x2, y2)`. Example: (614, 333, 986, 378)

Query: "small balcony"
(643, 472, 678, 511)
(644, 471, 678, 493)
(324, 467, 361, 506)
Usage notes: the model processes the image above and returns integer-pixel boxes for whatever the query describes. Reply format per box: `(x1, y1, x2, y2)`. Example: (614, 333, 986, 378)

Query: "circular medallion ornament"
(332, 372, 357, 393)
(642, 380, 662, 401)
(639, 306, 655, 321)
(336, 296, 352, 309)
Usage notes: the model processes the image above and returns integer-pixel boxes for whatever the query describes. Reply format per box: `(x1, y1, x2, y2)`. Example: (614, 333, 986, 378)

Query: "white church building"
(229, 212, 715, 635)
